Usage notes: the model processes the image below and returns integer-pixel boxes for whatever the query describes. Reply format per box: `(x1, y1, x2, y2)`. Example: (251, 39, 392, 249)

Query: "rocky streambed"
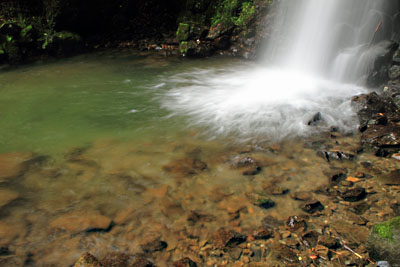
(0, 112, 400, 266)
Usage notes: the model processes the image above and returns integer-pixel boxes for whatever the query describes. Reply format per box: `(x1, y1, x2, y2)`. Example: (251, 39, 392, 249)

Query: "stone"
(319, 150, 355, 162)
(389, 65, 400, 80)
(252, 228, 273, 240)
(367, 217, 400, 266)
(141, 238, 168, 253)
(101, 252, 130, 267)
(212, 228, 246, 249)
(0, 152, 32, 181)
(245, 192, 275, 209)
(173, 257, 197, 267)
(318, 235, 339, 249)
(307, 112, 323, 126)
(300, 200, 324, 213)
(163, 157, 207, 177)
(50, 211, 112, 234)
(73, 252, 101, 267)
(176, 23, 190, 42)
(0, 221, 23, 246)
(381, 170, 400, 185)
(286, 216, 307, 232)
(0, 189, 19, 207)
(261, 215, 282, 229)
(131, 257, 155, 267)
(301, 231, 319, 248)
(290, 191, 312, 201)
(341, 187, 366, 202)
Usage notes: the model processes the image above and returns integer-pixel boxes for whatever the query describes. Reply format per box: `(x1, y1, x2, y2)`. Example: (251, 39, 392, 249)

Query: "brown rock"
(102, 252, 130, 267)
(252, 228, 273, 240)
(50, 211, 112, 234)
(131, 257, 155, 267)
(317, 235, 339, 249)
(73, 252, 102, 267)
(141, 238, 168, 253)
(341, 187, 366, 202)
(290, 191, 312, 201)
(381, 169, 400, 185)
(301, 231, 319, 248)
(0, 189, 19, 207)
(163, 158, 207, 177)
(0, 221, 23, 246)
(173, 257, 197, 267)
(0, 152, 32, 181)
(286, 216, 307, 232)
(212, 228, 246, 249)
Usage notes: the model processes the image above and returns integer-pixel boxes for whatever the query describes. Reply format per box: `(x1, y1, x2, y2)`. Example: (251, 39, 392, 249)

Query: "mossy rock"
(176, 23, 190, 42)
(367, 217, 400, 266)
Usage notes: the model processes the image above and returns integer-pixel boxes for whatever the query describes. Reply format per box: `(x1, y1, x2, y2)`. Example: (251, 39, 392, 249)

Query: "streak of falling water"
(160, 0, 399, 142)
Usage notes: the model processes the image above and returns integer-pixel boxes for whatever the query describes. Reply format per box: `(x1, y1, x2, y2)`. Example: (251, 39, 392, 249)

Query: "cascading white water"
(160, 0, 397, 142)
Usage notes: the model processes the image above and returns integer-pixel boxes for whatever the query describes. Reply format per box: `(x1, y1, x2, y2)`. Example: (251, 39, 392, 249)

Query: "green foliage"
(372, 217, 400, 241)
(232, 2, 255, 28)
(176, 23, 190, 41)
(210, 0, 257, 30)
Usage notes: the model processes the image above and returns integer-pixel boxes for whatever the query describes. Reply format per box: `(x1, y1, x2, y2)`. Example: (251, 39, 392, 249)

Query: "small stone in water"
(301, 200, 324, 213)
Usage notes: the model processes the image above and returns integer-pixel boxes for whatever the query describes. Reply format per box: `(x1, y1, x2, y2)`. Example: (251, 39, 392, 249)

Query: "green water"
(0, 51, 238, 155)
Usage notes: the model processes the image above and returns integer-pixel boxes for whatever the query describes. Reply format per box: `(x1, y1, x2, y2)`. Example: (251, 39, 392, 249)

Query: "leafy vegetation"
(372, 217, 400, 241)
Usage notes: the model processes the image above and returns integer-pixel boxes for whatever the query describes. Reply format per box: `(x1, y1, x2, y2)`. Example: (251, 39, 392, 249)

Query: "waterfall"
(160, 0, 398, 142)
(264, 0, 395, 82)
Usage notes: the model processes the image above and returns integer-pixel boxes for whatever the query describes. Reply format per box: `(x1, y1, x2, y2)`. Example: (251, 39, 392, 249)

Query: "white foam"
(160, 65, 366, 142)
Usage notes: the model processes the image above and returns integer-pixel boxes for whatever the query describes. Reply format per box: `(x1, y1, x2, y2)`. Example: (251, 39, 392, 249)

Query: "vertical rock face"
(367, 217, 400, 266)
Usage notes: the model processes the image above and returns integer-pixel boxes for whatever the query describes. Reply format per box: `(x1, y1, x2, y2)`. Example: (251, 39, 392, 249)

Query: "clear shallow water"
(0, 51, 240, 155)
(0, 51, 388, 266)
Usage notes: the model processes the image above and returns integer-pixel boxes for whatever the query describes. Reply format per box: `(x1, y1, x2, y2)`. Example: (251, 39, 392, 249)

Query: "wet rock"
(141, 238, 168, 253)
(131, 257, 155, 267)
(286, 216, 307, 232)
(101, 252, 130, 267)
(318, 235, 339, 249)
(173, 257, 197, 267)
(214, 35, 230, 50)
(381, 170, 400, 185)
(228, 248, 242, 261)
(246, 192, 275, 209)
(212, 228, 246, 249)
(301, 200, 324, 213)
(73, 252, 101, 267)
(301, 231, 319, 248)
(362, 125, 400, 148)
(0, 221, 24, 246)
(241, 165, 261, 175)
(163, 157, 207, 177)
(0, 246, 10, 256)
(252, 228, 273, 240)
(0, 152, 33, 181)
(290, 191, 312, 201)
(50, 211, 112, 234)
(341, 187, 366, 202)
(367, 41, 399, 87)
(319, 150, 355, 162)
(277, 246, 298, 264)
(0, 189, 19, 207)
(324, 168, 347, 185)
(261, 215, 282, 229)
(389, 65, 400, 80)
(187, 211, 214, 225)
(263, 184, 289, 195)
(367, 217, 400, 266)
(352, 202, 370, 215)
(307, 112, 323, 126)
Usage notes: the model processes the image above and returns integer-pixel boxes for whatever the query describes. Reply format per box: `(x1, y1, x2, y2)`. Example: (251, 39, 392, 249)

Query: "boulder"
(367, 217, 400, 266)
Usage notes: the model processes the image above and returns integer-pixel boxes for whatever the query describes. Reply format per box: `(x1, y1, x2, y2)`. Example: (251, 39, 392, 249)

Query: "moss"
(372, 216, 400, 241)
(176, 23, 190, 42)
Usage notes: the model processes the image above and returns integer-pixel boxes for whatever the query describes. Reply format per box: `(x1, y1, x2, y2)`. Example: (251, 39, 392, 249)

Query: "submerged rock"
(0, 152, 33, 182)
(73, 252, 102, 267)
(50, 211, 112, 234)
(173, 257, 197, 267)
(0, 189, 19, 207)
(141, 238, 168, 253)
(341, 187, 366, 202)
(246, 192, 275, 209)
(367, 217, 400, 266)
(101, 252, 130, 267)
(300, 200, 324, 214)
(212, 228, 246, 249)
(163, 157, 207, 177)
